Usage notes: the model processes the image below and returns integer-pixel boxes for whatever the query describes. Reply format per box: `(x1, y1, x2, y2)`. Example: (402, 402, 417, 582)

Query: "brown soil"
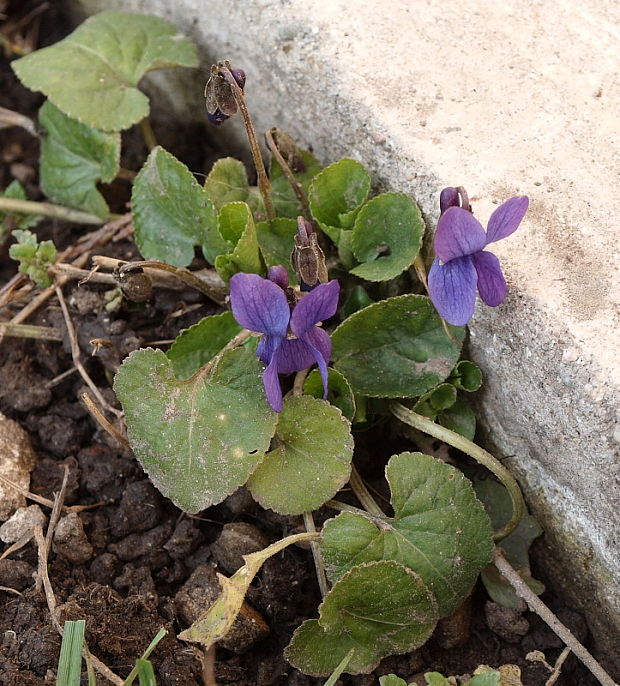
(0, 3, 600, 685)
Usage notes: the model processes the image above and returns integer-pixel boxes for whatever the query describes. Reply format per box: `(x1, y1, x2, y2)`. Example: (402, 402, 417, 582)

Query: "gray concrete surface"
(66, 0, 620, 670)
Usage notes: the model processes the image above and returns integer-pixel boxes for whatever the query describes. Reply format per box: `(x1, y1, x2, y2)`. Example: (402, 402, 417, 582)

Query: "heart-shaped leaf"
(331, 295, 464, 398)
(38, 101, 120, 219)
(204, 157, 250, 209)
(247, 396, 353, 514)
(256, 218, 299, 285)
(12, 11, 198, 131)
(308, 159, 370, 243)
(166, 312, 243, 379)
(132, 146, 218, 267)
(285, 560, 438, 675)
(214, 202, 264, 282)
(114, 347, 277, 513)
(350, 193, 424, 281)
(303, 368, 356, 420)
(321, 452, 493, 616)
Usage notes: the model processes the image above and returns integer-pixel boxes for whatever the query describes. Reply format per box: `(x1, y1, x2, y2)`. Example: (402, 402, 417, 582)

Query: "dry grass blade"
(81, 392, 129, 449)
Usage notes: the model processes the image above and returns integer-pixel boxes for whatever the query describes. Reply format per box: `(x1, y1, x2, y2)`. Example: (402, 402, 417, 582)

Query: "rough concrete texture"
(67, 0, 619, 667)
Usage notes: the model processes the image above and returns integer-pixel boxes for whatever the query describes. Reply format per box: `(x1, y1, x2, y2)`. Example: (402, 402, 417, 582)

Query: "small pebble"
(211, 522, 270, 574)
(0, 559, 35, 591)
(0, 413, 38, 520)
(53, 513, 94, 565)
(484, 600, 529, 643)
(0, 505, 47, 544)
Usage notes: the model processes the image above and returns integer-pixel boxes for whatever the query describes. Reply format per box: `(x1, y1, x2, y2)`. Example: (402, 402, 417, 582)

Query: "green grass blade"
(136, 658, 157, 686)
(323, 648, 355, 686)
(123, 627, 167, 685)
(56, 620, 85, 686)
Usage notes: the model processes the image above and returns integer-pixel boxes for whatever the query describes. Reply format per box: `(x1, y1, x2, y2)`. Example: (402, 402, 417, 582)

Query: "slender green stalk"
(139, 118, 157, 151)
(0, 197, 105, 225)
(349, 465, 384, 517)
(0, 322, 63, 341)
(264, 127, 311, 219)
(122, 628, 167, 686)
(323, 649, 355, 686)
(303, 511, 329, 598)
(390, 401, 524, 541)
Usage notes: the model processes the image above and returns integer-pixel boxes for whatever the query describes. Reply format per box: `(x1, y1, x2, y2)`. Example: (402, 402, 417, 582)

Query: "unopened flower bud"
(439, 186, 470, 214)
(291, 217, 328, 290)
(268, 264, 289, 290)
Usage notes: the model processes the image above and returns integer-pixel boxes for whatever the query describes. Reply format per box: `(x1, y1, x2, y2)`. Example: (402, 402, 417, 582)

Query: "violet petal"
(299, 327, 332, 399)
(273, 337, 317, 374)
(290, 280, 340, 336)
(428, 255, 478, 326)
(472, 251, 507, 307)
(439, 187, 460, 214)
(262, 353, 283, 412)
(268, 265, 289, 290)
(229, 273, 290, 337)
(486, 196, 529, 244)
(434, 207, 487, 262)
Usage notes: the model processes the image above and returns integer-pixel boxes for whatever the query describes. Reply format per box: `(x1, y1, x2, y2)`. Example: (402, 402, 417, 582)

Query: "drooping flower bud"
(439, 186, 470, 214)
(291, 218, 328, 291)
(267, 264, 289, 291)
(204, 61, 245, 125)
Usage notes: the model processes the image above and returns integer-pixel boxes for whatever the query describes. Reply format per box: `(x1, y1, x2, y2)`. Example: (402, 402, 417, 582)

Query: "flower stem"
(493, 548, 619, 686)
(302, 511, 329, 598)
(0, 197, 106, 225)
(220, 66, 275, 220)
(349, 465, 384, 517)
(389, 401, 524, 541)
(139, 117, 157, 151)
(194, 328, 254, 382)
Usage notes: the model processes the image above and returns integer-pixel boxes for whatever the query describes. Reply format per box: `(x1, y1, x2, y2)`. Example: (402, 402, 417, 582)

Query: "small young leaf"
(448, 360, 483, 392)
(214, 202, 264, 282)
(166, 312, 242, 379)
(270, 148, 322, 218)
(424, 675, 452, 686)
(285, 561, 438, 676)
(321, 452, 494, 616)
(247, 396, 353, 515)
(379, 676, 408, 686)
(414, 384, 458, 418)
(331, 295, 464, 398)
(57, 619, 85, 686)
(303, 368, 356, 420)
(474, 479, 545, 608)
(204, 157, 250, 209)
(308, 159, 370, 243)
(114, 347, 277, 513)
(12, 11, 198, 131)
(0, 180, 39, 231)
(132, 146, 218, 267)
(350, 193, 424, 281)
(256, 218, 299, 284)
(39, 101, 120, 219)
(438, 396, 476, 440)
(9, 229, 57, 287)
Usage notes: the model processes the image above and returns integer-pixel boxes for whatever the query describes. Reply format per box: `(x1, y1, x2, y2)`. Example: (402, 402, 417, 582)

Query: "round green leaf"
(256, 218, 299, 285)
(132, 146, 218, 267)
(204, 157, 250, 209)
(38, 101, 120, 219)
(308, 159, 370, 243)
(321, 452, 493, 616)
(303, 368, 356, 420)
(247, 396, 353, 514)
(114, 347, 277, 513)
(166, 312, 243, 379)
(448, 360, 483, 392)
(331, 295, 464, 398)
(350, 193, 424, 281)
(285, 560, 438, 675)
(12, 11, 198, 131)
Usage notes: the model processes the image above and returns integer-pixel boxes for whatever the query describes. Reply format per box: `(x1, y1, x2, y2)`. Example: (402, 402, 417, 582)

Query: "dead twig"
(41, 465, 69, 579)
(546, 647, 571, 686)
(493, 547, 618, 686)
(81, 392, 130, 449)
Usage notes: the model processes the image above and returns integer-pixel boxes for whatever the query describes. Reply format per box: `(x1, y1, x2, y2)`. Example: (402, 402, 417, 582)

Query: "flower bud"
(291, 217, 328, 290)
(439, 186, 470, 214)
(267, 264, 289, 290)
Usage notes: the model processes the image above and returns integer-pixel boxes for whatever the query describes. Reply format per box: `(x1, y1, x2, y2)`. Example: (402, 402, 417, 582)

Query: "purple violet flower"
(428, 195, 529, 326)
(229, 268, 340, 412)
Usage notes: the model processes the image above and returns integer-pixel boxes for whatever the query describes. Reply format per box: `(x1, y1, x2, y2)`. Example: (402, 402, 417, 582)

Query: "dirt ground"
(0, 2, 600, 684)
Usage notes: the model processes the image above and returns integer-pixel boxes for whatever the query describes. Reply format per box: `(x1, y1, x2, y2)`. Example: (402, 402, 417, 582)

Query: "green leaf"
(304, 368, 356, 420)
(136, 659, 157, 686)
(132, 146, 218, 267)
(308, 159, 370, 243)
(424, 675, 452, 686)
(56, 620, 85, 686)
(166, 312, 243, 379)
(438, 396, 477, 440)
(285, 561, 438, 675)
(12, 11, 198, 131)
(9, 229, 57, 288)
(331, 295, 464, 398)
(270, 148, 322, 218)
(379, 676, 408, 686)
(123, 628, 168, 686)
(448, 360, 483, 392)
(38, 101, 120, 219)
(468, 673, 502, 686)
(0, 180, 39, 231)
(204, 157, 250, 209)
(474, 479, 545, 608)
(350, 193, 424, 281)
(214, 202, 264, 282)
(341, 285, 374, 319)
(414, 384, 458, 418)
(113, 347, 278, 513)
(247, 396, 353, 514)
(321, 452, 493, 616)
(256, 218, 299, 285)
